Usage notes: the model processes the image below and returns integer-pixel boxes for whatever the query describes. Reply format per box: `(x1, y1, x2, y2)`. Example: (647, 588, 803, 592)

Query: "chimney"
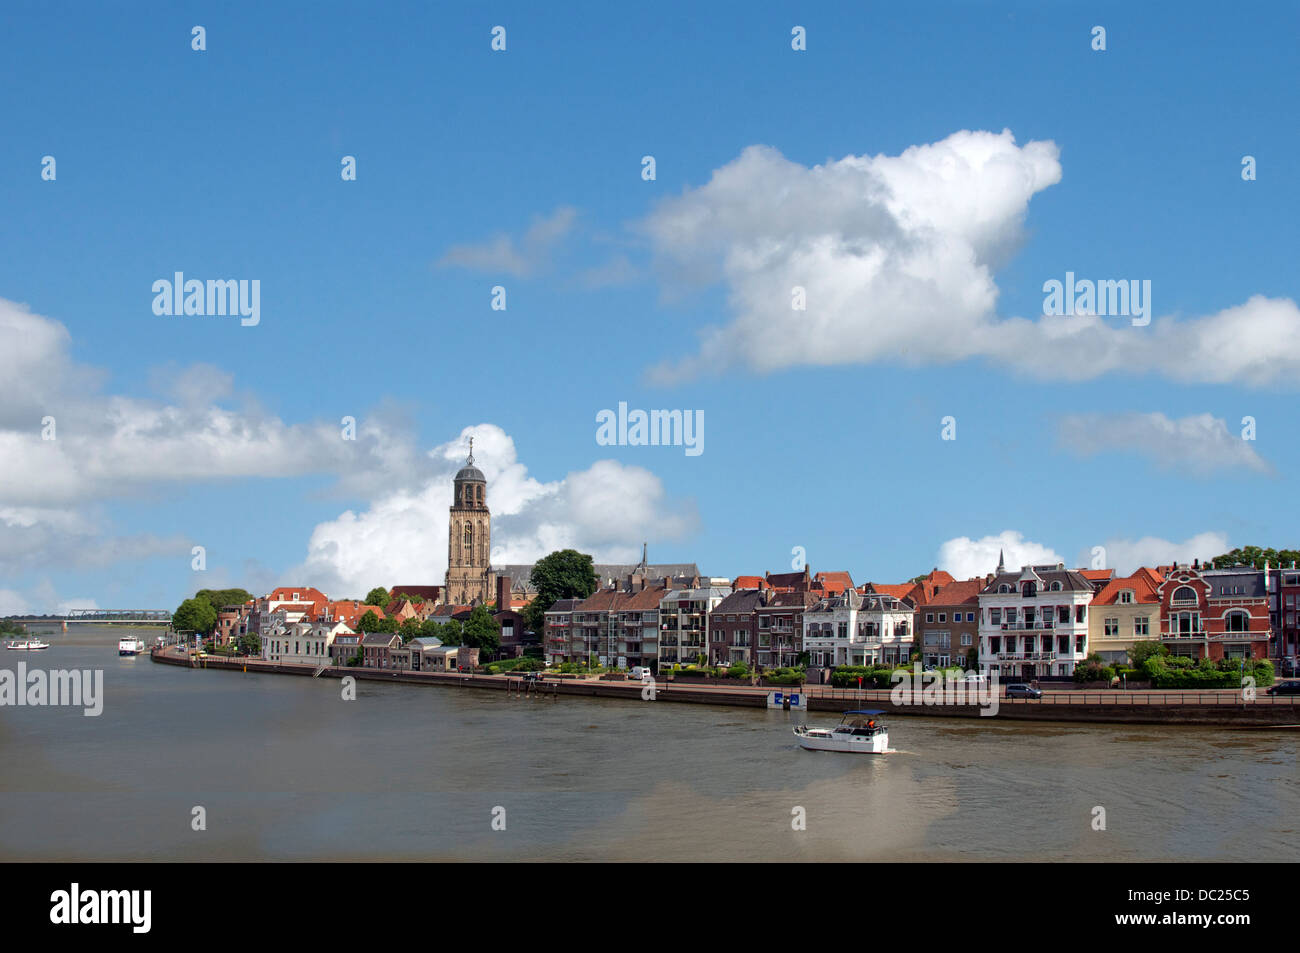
(496, 575, 510, 612)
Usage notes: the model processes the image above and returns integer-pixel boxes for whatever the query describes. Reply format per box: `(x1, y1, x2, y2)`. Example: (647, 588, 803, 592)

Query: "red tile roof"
(1093, 569, 1163, 606)
(732, 575, 769, 591)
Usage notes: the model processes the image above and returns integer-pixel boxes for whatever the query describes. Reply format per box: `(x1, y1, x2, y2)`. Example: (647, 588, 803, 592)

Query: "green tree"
(524, 549, 600, 634)
(965, 647, 978, 670)
(237, 633, 261, 656)
(194, 588, 253, 614)
(364, 587, 390, 607)
(399, 617, 422, 644)
(357, 610, 383, 633)
(461, 605, 501, 657)
(1129, 640, 1167, 668)
(173, 597, 217, 635)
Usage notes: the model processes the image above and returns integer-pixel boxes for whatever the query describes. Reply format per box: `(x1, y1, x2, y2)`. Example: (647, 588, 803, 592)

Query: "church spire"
(467, 436, 474, 466)
(997, 548, 1006, 573)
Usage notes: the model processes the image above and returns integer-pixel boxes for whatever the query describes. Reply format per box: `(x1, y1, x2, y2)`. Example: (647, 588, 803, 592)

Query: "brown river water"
(1, 626, 1296, 861)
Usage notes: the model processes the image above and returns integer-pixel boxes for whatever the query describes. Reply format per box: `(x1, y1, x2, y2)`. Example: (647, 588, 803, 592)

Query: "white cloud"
(937, 530, 1064, 579)
(437, 206, 578, 277)
(0, 589, 31, 616)
(291, 424, 698, 598)
(639, 130, 1300, 385)
(1056, 412, 1271, 475)
(1086, 532, 1229, 576)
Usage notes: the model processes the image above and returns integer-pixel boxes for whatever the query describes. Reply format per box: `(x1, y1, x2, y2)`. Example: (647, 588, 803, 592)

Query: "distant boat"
(118, 637, 146, 656)
(5, 639, 50, 651)
(793, 710, 894, 754)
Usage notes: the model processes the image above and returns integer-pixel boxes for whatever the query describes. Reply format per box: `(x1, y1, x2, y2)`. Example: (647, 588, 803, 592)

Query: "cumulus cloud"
(937, 530, 1064, 579)
(436, 206, 578, 277)
(291, 424, 699, 597)
(1056, 412, 1271, 475)
(638, 130, 1300, 385)
(1084, 532, 1230, 576)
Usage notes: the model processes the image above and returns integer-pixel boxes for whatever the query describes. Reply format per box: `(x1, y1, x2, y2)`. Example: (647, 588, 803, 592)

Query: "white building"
(804, 590, 915, 668)
(263, 618, 353, 666)
(977, 554, 1094, 678)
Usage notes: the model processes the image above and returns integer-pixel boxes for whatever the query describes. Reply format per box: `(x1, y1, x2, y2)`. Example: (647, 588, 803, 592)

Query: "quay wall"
(149, 650, 1299, 727)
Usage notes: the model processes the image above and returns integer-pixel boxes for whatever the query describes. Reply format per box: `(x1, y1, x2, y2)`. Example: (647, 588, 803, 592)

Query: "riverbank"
(150, 648, 1300, 727)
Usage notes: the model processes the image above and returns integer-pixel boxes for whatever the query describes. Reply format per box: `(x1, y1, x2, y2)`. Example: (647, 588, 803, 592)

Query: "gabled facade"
(978, 559, 1094, 677)
(1157, 565, 1270, 660)
(1088, 568, 1163, 664)
(1267, 562, 1300, 661)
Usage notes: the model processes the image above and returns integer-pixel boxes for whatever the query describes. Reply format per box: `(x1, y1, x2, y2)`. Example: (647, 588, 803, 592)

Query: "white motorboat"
(793, 710, 893, 754)
(5, 639, 50, 651)
(118, 637, 147, 656)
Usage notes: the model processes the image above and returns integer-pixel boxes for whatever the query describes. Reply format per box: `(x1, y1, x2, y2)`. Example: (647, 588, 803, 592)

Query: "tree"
(237, 633, 261, 656)
(461, 605, 500, 657)
(364, 587, 390, 607)
(194, 588, 252, 614)
(357, 610, 382, 633)
(399, 617, 422, 644)
(524, 549, 599, 633)
(965, 647, 978, 670)
(173, 597, 217, 635)
(1129, 640, 1167, 668)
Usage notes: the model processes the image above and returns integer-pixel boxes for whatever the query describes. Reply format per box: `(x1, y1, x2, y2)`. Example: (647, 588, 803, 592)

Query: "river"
(1, 626, 1296, 861)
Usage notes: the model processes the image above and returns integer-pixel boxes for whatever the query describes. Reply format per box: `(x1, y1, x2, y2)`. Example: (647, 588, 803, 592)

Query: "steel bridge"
(9, 609, 172, 626)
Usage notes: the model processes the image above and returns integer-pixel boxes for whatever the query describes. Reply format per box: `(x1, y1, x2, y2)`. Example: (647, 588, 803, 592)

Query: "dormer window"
(999, 584, 1011, 594)
(1022, 582, 1037, 597)
(1119, 590, 1134, 604)
(1050, 581, 1062, 591)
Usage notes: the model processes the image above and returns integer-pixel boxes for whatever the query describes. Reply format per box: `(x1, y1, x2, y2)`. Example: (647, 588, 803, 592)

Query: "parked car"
(1265, 680, 1300, 696)
(630, 666, 653, 680)
(1005, 683, 1043, 699)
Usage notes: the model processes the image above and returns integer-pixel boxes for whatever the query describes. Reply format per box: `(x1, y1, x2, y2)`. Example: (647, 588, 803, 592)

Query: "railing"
(803, 686, 1300, 706)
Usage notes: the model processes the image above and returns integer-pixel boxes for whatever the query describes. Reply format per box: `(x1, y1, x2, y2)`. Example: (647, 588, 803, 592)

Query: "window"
(967, 612, 976, 622)
(938, 613, 946, 623)
(1050, 581, 1062, 591)
(1224, 611, 1250, 633)
(926, 613, 934, 623)
(1104, 618, 1119, 637)
(1075, 606, 1086, 623)
(991, 608, 1002, 624)
(999, 585, 1011, 593)
(1119, 590, 1134, 604)
(1023, 582, 1037, 597)
(1172, 585, 1198, 604)
(1134, 617, 1149, 636)
(961, 633, 972, 646)
(1058, 606, 1070, 624)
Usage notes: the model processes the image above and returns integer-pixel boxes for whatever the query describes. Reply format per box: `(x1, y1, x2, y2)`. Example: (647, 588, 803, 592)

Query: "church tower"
(446, 439, 491, 605)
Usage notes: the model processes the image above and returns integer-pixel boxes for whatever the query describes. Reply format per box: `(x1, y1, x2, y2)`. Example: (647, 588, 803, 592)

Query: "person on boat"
(867, 719, 876, 729)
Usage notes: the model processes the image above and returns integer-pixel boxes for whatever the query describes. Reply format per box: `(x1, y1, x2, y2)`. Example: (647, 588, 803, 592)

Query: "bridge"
(7, 610, 172, 630)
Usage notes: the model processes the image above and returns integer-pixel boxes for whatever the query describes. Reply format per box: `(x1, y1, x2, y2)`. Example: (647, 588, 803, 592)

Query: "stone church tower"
(445, 439, 492, 605)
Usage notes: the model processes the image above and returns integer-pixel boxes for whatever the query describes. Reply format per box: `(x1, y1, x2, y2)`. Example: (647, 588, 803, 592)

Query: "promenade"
(150, 646, 1300, 727)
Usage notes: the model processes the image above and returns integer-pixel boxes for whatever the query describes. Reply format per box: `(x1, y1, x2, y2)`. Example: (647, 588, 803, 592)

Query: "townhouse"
(389, 636, 479, 672)
(706, 589, 762, 667)
(1087, 568, 1163, 665)
(978, 558, 1094, 678)
(914, 577, 983, 669)
(1266, 562, 1300, 662)
(804, 586, 915, 668)
(571, 577, 673, 669)
(1156, 564, 1270, 660)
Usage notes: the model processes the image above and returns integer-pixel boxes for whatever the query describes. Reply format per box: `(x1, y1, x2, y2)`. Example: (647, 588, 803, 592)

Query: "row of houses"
(202, 553, 1299, 678)
(209, 584, 503, 671)
(543, 556, 1296, 677)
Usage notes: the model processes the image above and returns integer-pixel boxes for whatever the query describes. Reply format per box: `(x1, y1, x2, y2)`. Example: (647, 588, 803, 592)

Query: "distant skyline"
(1, 2, 1297, 612)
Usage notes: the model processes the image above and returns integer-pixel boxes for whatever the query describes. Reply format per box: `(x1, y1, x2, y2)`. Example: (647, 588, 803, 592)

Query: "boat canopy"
(844, 710, 885, 715)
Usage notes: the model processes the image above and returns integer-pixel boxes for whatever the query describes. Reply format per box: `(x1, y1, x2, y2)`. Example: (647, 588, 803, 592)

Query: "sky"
(1, 1, 1297, 614)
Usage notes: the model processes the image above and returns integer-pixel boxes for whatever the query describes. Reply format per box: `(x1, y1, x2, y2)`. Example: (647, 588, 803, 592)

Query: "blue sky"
(1, 1, 1297, 613)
